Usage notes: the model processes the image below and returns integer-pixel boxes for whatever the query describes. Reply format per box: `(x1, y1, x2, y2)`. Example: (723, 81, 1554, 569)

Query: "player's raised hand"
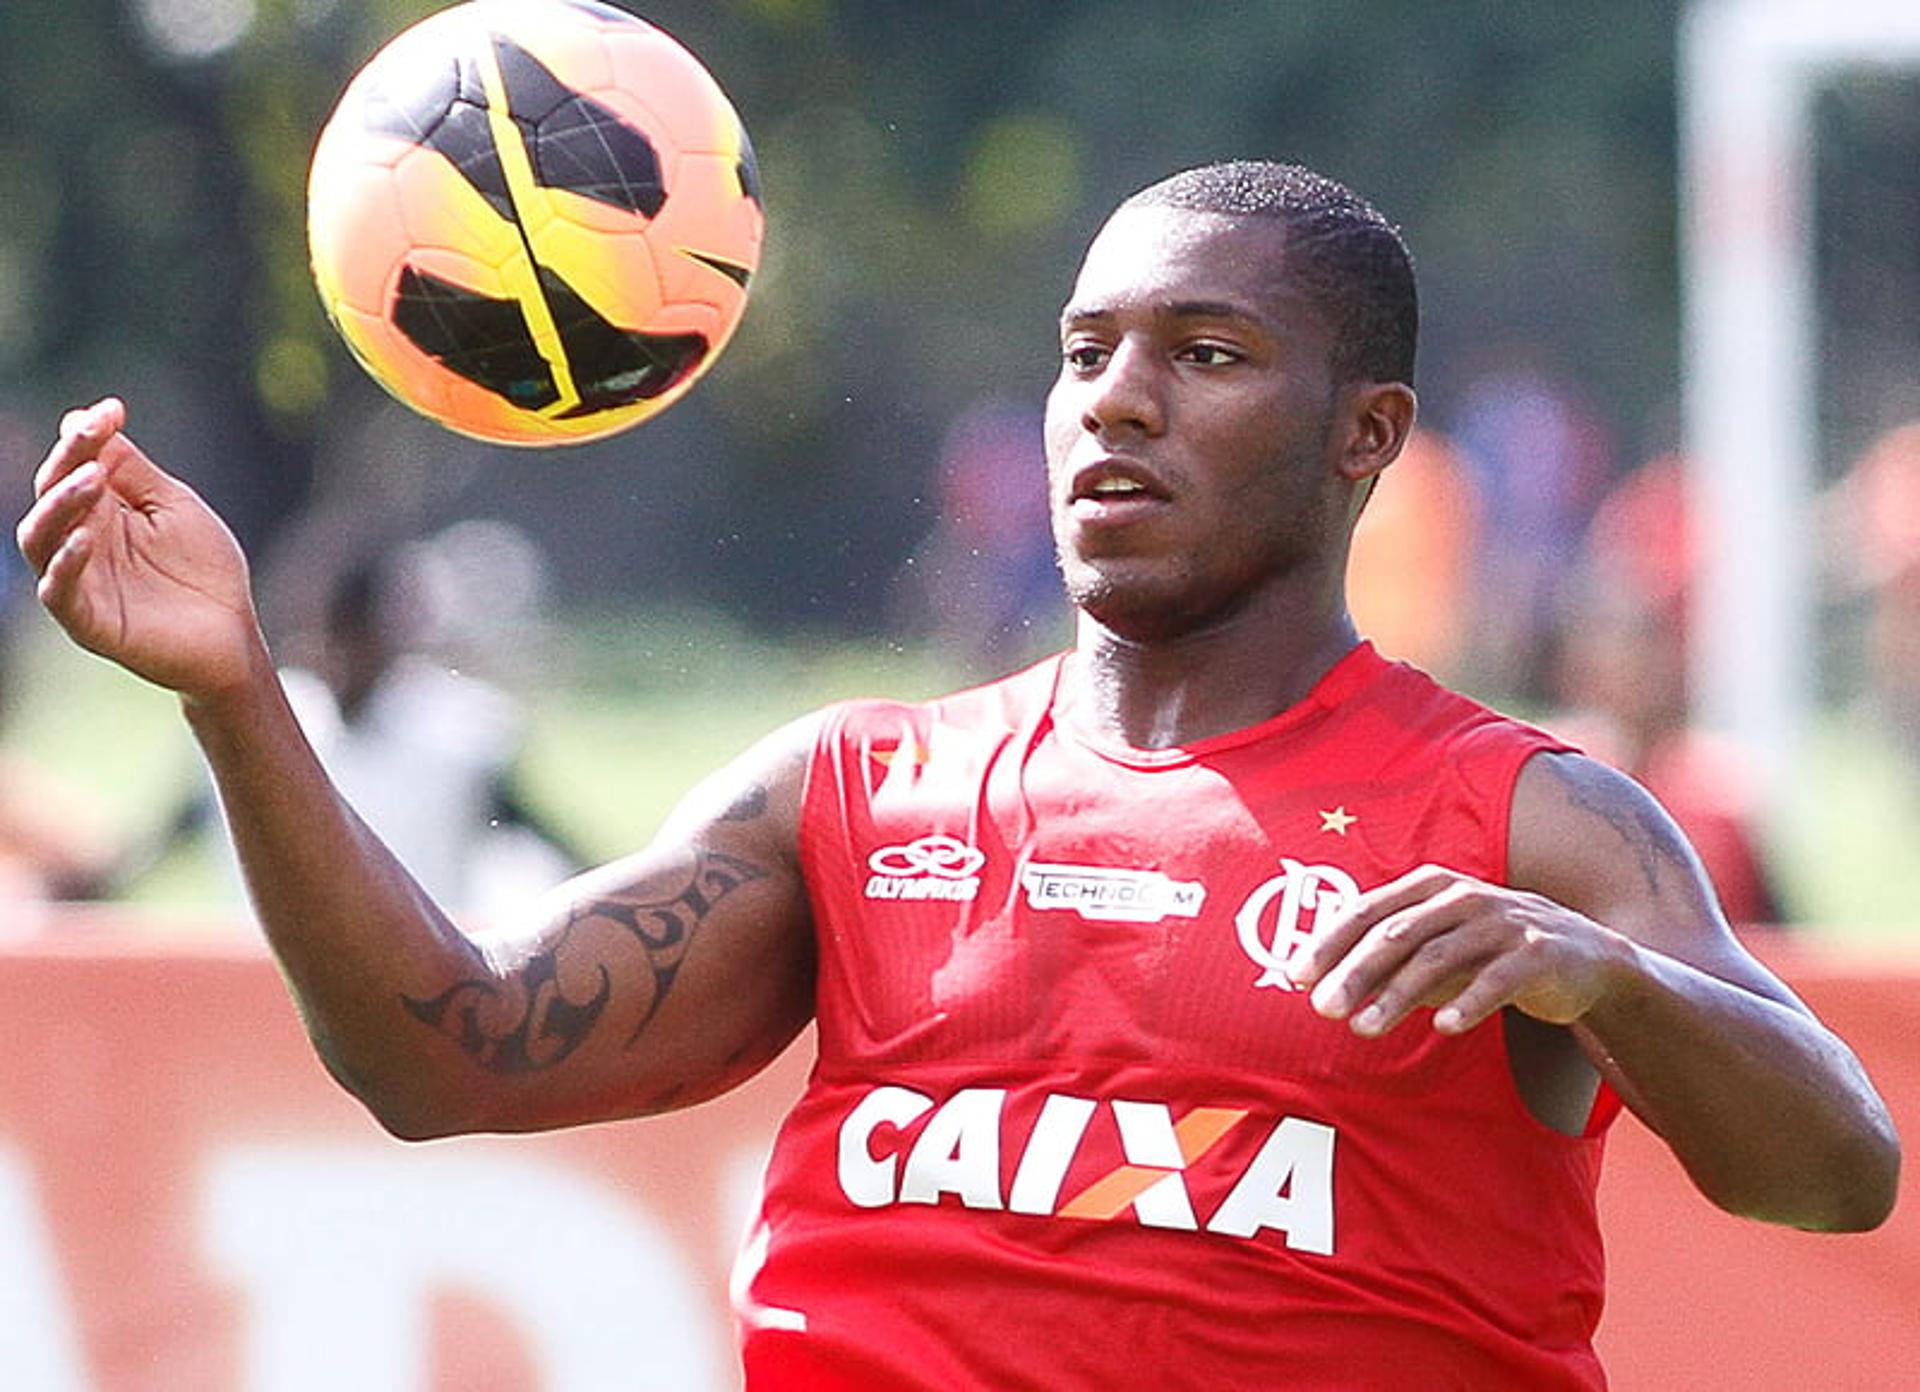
(16, 398, 263, 699)
(1284, 863, 1632, 1038)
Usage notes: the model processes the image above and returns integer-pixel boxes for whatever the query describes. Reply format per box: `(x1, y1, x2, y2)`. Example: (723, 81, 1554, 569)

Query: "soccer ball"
(307, 0, 763, 447)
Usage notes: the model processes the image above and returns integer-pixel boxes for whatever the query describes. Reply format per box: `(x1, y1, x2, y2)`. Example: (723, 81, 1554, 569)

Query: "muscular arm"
(1510, 752, 1897, 1231)
(1286, 747, 1898, 1232)
(18, 400, 817, 1140)
(188, 669, 818, 1139)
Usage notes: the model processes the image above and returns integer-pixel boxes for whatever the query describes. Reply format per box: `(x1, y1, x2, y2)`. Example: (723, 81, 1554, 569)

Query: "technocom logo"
(1020, 863, 1206, 923)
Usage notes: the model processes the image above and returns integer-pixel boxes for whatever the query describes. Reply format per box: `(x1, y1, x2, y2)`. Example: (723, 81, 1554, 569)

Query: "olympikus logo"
(1021, 863, 1207, 923)
(837, 1085, 1336, 1254)
(865, 834, 984, 901)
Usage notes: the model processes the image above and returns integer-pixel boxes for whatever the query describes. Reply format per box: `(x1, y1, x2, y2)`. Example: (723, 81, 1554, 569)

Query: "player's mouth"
(1067, 459, 1171, 522)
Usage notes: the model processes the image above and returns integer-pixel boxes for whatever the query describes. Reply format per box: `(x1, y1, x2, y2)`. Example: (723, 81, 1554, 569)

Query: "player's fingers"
(1343, 928, 1493, 1038)
(84, 396, 126, 436)
(35, 398, 124, 494)
(33, 423, 99, 498)
(1429, 954, 1541, 1036)
(35, 524, 95, 619)
(16, 460, 107, 576)
(1286, 863, 1465, 990)
(1285, 896, 1390, 991)
(1308, 895, 1468, 1022)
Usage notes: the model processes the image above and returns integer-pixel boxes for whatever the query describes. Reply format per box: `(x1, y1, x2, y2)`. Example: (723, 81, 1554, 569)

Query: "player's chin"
(1064, 562, 1220, 644)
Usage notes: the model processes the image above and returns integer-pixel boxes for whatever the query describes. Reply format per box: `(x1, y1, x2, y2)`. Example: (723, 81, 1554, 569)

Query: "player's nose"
(1080, 339, 1166, 439)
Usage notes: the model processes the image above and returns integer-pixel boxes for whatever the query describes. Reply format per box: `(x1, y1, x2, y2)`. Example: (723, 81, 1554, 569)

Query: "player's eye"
(1063, 342, 1110, 372)
(1180, 342, 1241, 367)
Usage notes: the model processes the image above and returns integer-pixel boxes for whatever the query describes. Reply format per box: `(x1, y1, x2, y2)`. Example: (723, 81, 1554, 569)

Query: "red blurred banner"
(0, 913, 1913, 1390)
(1595, 944, 1920, 1388)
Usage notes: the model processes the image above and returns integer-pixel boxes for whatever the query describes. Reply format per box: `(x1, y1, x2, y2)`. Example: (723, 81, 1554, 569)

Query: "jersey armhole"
(1583, 1083, 1624, 1137)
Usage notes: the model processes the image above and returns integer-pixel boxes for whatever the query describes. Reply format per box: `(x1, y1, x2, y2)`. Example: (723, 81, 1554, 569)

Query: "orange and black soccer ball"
(307, 0, 763, 446)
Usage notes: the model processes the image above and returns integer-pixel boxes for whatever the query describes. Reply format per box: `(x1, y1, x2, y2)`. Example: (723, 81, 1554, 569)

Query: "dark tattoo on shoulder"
(1547, 752, 1694, 897)
(719, 782, 769, 822)
(401, 850, 770, 1074)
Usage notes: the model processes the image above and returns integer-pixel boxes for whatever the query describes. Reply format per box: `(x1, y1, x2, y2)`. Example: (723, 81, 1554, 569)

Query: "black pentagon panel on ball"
(536, 266, 709, 416)
(430, 98, 515, 218)
(392, 265, 561, 410)
(491, 35, 667, 218)
(363, 53, 513, 219)
(361, 54, 466, 146)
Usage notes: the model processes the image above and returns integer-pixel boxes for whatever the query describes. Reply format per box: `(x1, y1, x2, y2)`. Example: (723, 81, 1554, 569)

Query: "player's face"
(1044, 206, 1353, 641)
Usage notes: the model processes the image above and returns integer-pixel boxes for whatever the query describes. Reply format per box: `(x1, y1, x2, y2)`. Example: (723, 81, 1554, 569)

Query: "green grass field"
(7, 607, 1919, 951)
(507, 611, 973, 864)
(0, 610, 976, 907)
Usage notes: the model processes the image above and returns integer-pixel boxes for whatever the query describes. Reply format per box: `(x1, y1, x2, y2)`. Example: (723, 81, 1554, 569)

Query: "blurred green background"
(2, 0, 1917, 937)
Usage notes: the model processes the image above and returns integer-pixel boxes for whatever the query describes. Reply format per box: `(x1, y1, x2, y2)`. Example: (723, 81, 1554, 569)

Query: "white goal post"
(1682, 0, 1920, 826)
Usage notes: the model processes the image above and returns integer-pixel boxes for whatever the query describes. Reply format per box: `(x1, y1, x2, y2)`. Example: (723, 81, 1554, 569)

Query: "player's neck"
(1062, 598, 1360, 751)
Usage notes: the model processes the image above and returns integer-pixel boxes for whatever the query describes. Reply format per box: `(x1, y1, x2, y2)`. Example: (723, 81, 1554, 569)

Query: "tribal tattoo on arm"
(401, 849, 770, 1074)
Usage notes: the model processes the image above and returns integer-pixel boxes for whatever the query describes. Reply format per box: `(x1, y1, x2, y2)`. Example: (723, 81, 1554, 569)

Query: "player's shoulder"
(1512, 745, 1674, 847)
(1359, 645, 1569, 760)
(1507, 743, 1745, 955)
(818, 653, 1065, 746)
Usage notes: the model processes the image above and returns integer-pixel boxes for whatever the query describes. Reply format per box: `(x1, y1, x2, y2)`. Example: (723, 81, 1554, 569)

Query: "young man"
(17, 162, 1898, 1388)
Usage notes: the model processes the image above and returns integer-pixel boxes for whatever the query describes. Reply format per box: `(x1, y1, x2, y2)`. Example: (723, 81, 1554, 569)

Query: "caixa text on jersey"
(835, 1083, 1337, 1254)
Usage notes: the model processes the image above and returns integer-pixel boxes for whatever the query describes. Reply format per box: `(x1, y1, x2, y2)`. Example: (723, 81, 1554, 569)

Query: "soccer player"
(17, 161, 1898, 1389)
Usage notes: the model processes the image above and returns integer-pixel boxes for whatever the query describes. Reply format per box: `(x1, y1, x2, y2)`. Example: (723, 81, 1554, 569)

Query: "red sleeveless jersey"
(738, 643, 1608, 1390)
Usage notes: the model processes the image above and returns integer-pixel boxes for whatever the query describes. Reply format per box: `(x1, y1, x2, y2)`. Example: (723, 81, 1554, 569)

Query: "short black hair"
(1121, 160, 1418, 387)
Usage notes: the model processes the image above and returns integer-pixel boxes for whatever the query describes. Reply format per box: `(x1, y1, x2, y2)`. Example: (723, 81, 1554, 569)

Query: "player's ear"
(1336, 381, 1417, 485)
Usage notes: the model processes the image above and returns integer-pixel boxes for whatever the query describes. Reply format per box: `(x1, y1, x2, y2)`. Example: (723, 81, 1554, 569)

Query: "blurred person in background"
(115, 523, 582, 923)
(270, 525, 585, 921)
(16, 161, 1898, 1389)
(1831, 421, 1920, 757)
(0, 750, 116, 913)
(1345, 426, 1479, 683)
(1451, 354, 1615, 704)
(1863, 561, 1920, 760)
(1785, 420, 1920, 934)
(0, 653, 117, 919)
(0, 546, 117, 920)
(1545, 456, 1781, 928)
(889, 398, 1065, 674)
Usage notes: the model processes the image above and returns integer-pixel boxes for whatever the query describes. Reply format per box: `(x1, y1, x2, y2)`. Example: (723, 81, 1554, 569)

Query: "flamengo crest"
(1234, 858, 1360, 990)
